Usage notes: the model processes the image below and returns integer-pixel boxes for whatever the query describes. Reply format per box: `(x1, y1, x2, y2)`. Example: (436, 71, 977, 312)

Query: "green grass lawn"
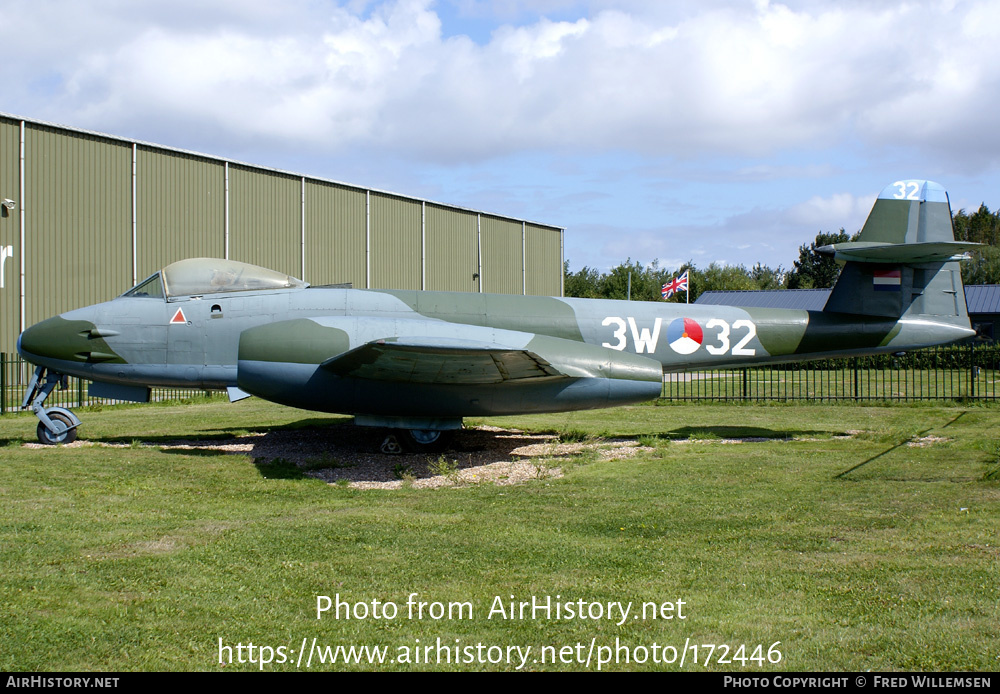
(0, 399, 997, 671)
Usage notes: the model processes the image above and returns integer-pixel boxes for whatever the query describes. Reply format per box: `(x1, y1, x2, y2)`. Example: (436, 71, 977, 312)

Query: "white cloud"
(3, 0, 1000, 168)
(564, 185, 885, 273)
(787, 192, 874, 231)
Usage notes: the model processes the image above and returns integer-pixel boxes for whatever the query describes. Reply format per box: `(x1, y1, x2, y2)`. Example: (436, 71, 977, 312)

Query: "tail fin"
(820, 180, 978, 322)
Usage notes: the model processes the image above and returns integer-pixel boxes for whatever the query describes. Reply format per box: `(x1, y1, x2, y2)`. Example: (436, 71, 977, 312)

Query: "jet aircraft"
(17, 180, 978, 450)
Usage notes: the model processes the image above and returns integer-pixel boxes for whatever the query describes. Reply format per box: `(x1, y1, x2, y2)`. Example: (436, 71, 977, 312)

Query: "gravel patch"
(907, 435, 949, 447)
(19, 425, 825, 489)
(24, 425, 581, 489)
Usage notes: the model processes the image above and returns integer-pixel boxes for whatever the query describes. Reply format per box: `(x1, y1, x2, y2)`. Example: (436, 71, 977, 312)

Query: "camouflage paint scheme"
(17, 180, 977, 443)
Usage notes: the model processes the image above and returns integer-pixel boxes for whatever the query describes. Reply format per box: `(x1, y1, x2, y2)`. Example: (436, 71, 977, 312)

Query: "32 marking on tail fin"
(891, 181, 922, 200)
(880, 179, 949, 203)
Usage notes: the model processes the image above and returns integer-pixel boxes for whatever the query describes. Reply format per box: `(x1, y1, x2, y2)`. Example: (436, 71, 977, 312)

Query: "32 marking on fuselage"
(602, 316, 756, 356)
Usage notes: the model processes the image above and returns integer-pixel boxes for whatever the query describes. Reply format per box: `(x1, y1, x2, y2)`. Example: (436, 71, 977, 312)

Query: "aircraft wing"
(236, 317, 665, 417)
(320, 337, 564, 384)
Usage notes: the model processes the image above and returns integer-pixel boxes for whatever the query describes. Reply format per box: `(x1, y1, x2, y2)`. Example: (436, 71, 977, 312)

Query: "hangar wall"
(0, 114, 564, 356)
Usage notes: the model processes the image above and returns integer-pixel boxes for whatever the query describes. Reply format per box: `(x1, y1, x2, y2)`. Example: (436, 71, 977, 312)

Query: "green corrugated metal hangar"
(0, 113, 565, 356)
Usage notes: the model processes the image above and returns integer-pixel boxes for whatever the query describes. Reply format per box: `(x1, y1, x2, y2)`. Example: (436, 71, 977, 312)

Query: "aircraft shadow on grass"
(648, 425, 839, 441)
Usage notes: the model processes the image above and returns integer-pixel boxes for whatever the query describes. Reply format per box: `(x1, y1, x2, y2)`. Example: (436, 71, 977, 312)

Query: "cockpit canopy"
(123, 258, 307, 299)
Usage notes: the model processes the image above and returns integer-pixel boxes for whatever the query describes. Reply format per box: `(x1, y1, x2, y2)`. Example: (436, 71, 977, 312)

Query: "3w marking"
(602, 316, 757, 356)
(602, 317, 662, 353)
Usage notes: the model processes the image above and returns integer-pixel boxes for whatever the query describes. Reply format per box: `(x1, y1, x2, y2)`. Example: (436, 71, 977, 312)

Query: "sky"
(3, 0, 1000, 275)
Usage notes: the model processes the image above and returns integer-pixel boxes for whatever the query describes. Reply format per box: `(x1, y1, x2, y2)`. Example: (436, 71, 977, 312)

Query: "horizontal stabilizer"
(817, 240, 979, 264)
(320, 337, 564, 384)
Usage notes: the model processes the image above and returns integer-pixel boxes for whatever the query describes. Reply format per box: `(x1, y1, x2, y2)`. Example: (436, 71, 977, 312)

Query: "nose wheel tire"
(36, 411, 78, 445)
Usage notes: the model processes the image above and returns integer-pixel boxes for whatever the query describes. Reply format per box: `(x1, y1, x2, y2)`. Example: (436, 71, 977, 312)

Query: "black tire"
(402, 429, 455, 453)
(36, 412, 78, 445)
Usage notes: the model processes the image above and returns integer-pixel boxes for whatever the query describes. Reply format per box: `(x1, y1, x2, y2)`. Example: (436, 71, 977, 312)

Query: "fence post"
(969, 341, 976, 400)
(1, 352, 6, 415)
(742, 368, 748, 401)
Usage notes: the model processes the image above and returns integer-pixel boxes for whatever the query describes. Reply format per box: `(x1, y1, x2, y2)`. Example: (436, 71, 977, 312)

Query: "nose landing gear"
(22, 366, 81, 445)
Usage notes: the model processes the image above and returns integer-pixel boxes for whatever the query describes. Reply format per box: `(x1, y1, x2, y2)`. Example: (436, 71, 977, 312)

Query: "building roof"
(963, 285, 1000, 315)
(695, 289, 831, 311)
(696, 285, 1000, 316)
(0, 111, 562, 231)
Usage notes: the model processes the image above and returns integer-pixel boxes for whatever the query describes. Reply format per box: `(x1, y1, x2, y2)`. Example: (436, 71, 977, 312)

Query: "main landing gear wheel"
(378, 429, 456, 454)
(36, 411, 78, 445)
(403, 429, 455, 453)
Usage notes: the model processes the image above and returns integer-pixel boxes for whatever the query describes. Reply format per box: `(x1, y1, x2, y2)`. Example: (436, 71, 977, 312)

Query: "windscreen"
(122, 273, 164, 299)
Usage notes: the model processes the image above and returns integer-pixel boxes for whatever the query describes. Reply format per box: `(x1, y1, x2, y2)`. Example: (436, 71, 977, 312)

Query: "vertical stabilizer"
(820, 180, 976, 323)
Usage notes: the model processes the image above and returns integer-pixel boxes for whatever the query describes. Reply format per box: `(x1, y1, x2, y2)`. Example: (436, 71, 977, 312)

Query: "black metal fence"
(663, 342, 1000, 401)
(3, 343, 999, 414)
(1, 353, 221, 415)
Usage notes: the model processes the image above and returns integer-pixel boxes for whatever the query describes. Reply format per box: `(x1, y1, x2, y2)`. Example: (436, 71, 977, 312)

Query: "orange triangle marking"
(170, 308, 187, 324)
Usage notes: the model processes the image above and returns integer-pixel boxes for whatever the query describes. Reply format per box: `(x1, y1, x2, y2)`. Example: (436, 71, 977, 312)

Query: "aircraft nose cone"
(18, 319, 49, 361)
(17, 315, 122, 366)
(18, 316, 75, 363)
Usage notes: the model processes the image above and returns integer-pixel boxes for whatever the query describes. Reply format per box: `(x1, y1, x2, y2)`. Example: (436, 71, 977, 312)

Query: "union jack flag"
(661, 270, 689, 299)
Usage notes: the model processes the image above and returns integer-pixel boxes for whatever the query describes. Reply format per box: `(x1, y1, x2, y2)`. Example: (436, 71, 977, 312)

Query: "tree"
(786, 230, 852, 289)
(565, 258, 786, 302)
(962, 246, 1000, 285)
(563, 261, 603, 298)
(691, 263, 756, 300)
(750, 263, 787, 290)
(599, 258, 646, 300)
(953, 204, 1000, 246)
(644, 259, 676, 302)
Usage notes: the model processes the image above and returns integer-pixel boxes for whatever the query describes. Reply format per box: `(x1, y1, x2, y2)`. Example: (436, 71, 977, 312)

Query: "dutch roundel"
(666, 317, 703, 355)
